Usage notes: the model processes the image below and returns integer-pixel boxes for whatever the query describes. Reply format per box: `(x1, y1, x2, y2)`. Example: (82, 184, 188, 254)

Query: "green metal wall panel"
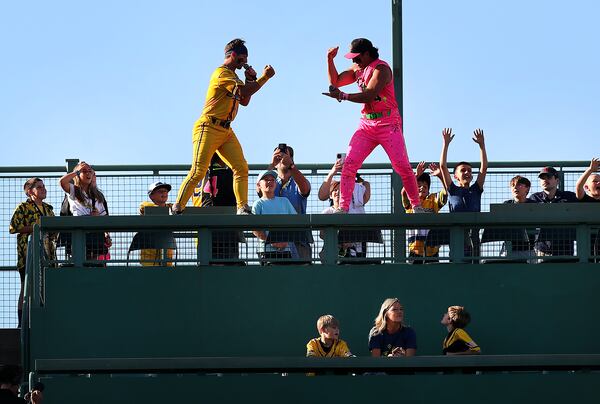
(30, 263, 600, 363)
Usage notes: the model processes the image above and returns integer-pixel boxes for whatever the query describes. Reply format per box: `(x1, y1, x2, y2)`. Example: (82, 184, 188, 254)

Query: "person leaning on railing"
(368, 298, 417, 357)
(401, 161, 447, 264)
(59, 162, 112, 263)
(251, 170, 299, 262)
(317, 156, 371, 212)
(575, 158, 600, 202)
(267, 144, 313, 260)
(139, 182, 174, 266)
(527, 166, 578, 259)
(9, 178, 57, 327)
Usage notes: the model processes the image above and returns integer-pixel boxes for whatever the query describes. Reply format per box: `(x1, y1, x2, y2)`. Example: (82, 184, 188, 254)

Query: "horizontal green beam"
(35, 354, 600, 374)
(0, 161, 593, 175)
(39, 204, 600, 232)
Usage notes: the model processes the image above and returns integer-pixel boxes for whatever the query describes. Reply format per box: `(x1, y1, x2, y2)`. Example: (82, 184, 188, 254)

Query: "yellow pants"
(176, 120, 248, 209)
(140, 248, 175, 267)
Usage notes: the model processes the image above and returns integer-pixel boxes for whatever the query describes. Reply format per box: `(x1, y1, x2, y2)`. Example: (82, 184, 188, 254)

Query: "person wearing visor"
(322, 38, 423, 213)
(173, 38, 276, 215)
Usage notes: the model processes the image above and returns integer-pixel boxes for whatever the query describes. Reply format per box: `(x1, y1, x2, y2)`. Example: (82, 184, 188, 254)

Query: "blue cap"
(256, 170, 278, 184)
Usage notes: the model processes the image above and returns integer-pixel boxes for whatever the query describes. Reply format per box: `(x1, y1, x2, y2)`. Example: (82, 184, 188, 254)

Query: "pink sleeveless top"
(355, 59, 400, 119)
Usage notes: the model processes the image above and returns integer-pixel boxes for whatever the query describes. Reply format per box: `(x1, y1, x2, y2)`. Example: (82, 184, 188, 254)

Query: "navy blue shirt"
(579, 194, 600, 202)
(368, 326, 417, 356)
(448, 182, 483, 212)
(527, 190, 578, 203)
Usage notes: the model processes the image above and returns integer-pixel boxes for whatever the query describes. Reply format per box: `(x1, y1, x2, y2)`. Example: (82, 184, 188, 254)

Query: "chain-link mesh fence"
(0, 161, 595, 327)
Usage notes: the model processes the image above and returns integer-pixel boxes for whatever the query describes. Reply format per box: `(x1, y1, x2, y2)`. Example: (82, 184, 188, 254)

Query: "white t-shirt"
(67, 183, 108, 216)
(350, 183, 367, 213)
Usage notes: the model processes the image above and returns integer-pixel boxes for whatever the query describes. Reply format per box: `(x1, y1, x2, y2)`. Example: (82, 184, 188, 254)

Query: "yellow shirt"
(306, 338, 352, 357)
(198, 66, 244, 123)
(403, 190, 448, 256)
(443, 328, 481, 354)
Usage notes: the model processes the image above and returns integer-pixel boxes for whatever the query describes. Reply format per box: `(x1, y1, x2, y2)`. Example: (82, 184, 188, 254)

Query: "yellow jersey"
(306, 338, 352, 358)
(442, 327, 480, 354)
(403, 190, 448, 256)
(199, 66, 244, 123)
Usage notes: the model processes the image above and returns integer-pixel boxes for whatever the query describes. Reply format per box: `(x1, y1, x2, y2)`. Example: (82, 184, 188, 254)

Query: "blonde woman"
(368, 298, 417, 357)
(59, 162, 111, 261)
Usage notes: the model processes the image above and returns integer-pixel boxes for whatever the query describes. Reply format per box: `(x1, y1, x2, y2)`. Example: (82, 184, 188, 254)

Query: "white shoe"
(171, 204, 183, 215)
(412, 206, 429, 214)
(236, 205, 253, 215)
(332, 207, 348, 214)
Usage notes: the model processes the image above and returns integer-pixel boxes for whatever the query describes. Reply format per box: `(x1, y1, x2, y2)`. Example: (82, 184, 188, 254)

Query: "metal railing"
(2, 159, 596, 328)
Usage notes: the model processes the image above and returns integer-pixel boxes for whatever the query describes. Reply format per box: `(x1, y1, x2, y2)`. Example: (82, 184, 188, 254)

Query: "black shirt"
(527, 190, 578, 203)
(579, 194, 600, 202)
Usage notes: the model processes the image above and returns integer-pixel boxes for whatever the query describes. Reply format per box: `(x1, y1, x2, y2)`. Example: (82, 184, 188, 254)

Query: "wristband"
(257, 75, 269, 87)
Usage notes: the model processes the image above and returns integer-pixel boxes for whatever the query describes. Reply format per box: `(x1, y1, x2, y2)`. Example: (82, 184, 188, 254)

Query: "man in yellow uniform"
(173, 38, 275, 215)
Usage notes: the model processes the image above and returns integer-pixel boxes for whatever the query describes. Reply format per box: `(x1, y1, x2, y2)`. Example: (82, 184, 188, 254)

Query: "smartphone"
(278, 143, 287, 153)
(337, 153, 346, 164)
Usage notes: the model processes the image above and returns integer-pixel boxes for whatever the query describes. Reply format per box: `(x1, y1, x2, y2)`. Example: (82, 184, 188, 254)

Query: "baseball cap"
(345, 38, 374, 59)
(538, 167, 558, 178)
(147, 181, 172, 196)
(256, 170, 278, 184)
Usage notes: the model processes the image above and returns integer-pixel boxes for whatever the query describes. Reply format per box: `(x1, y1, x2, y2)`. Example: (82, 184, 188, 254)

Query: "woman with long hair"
(59, 162, 111, 262)
(368, 298, 417, 357)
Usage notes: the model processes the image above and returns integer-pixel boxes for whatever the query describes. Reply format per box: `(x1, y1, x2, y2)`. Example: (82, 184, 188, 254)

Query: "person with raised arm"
(322, 38, 423, 213)
(172, 38, 275, 215)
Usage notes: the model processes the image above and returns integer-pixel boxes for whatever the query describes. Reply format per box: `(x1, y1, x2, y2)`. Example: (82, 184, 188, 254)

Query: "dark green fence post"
(391, 172, 406, 262)
(197, 228, 211, 266)
(577, 224, 590, 263)
(322, 227, 338, 265)
(65, 158, 79, 172)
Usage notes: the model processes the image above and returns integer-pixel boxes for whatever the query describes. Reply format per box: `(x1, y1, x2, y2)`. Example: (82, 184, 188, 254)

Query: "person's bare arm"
(280, 152, 311, 197)
(59, 171, 79, 193)
(362, 180, 371, 204)
(370, 348, 382, 357)
(239, 65, 275, 102)
(324, 65, 391, 104)
(473, 129, 488, 190)
(439, 128, 454, 190)
(327, 46, 357, 88)
(576, 158, 600, 199)
(318, 160, 342, 200)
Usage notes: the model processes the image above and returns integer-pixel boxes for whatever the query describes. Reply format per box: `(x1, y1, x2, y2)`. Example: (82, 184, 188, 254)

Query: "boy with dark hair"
(401, 162, 448, 261)
(439, 128, 488, 212)
(441, 306, 480, 355)
(504, 175, 534, 204)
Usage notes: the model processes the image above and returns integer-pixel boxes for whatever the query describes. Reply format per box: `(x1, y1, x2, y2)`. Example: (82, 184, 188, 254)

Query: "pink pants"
(340, 118, 420, 211)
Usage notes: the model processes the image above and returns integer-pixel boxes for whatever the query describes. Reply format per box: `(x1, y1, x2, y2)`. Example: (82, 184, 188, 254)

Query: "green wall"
(30, 263, 600, 362)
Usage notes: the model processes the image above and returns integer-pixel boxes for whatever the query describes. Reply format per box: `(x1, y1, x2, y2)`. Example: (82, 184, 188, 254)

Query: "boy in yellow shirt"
(139, 182, 174, 266)
(441, 305, 481, 355)
(306, 315, 353, 357)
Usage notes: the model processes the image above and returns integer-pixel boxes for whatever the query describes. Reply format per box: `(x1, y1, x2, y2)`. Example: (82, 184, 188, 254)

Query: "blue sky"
(1, 0, 598, 168)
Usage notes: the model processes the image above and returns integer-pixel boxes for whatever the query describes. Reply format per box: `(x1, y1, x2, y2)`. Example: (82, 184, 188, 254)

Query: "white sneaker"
(236, 205, 253, 215)
(332, 207, 348, 214)
(171, 203, 183, 215)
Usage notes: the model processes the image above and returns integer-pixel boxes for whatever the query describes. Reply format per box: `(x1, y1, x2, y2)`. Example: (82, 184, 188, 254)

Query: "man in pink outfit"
(323, 38, 422, 212)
